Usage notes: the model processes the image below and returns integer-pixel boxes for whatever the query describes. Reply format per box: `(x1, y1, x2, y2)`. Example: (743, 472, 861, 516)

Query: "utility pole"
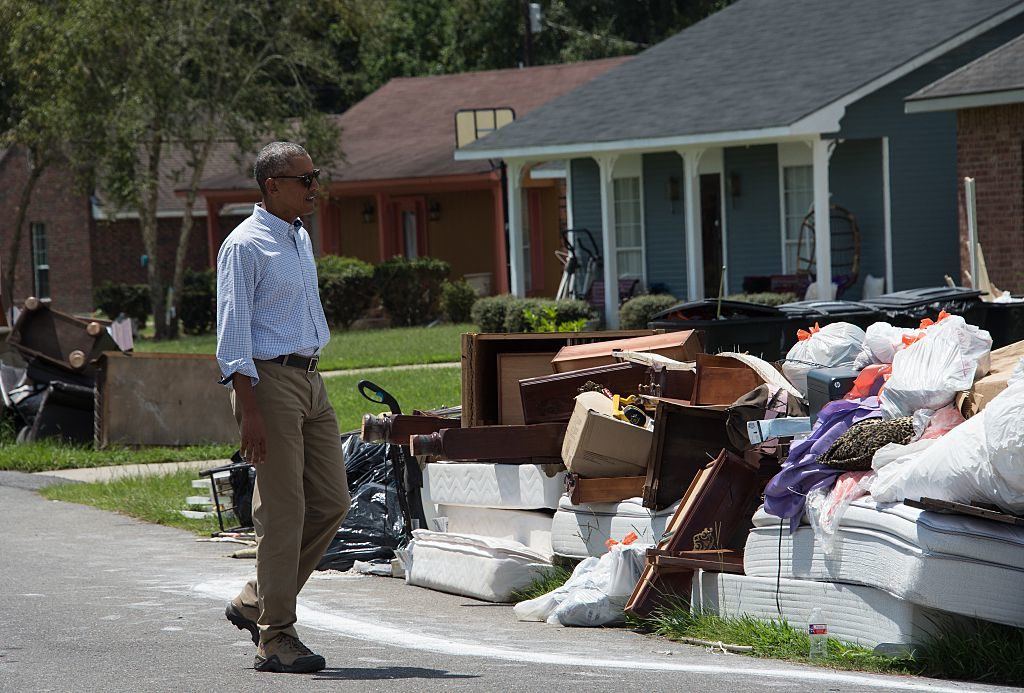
(522, 0, 534, 66)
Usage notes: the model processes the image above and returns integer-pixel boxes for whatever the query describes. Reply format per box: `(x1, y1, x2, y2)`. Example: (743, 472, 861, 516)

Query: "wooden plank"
(360, 413, 460, 444)
(96, 352, 237, 448)
(497, 352, 557, 425)
(625, 449, 760, 619)
(643, 401, 731, 510)
(691, 353, 763, 406)
(461, 331, 659, 428)
(567, 474, 645, 504)
(519, 362, 648, 424)
(648, 549, 744, 574)
(551, 330, 702, 373)
(904, 497, 1024, 527)
(409, 423, 567, 460)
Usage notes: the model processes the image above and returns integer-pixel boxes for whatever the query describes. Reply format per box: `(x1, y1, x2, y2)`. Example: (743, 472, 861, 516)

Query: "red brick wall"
(0, 149, 94, 314)
(958, 104, 1024, 293)
(90, 215, 242, 287)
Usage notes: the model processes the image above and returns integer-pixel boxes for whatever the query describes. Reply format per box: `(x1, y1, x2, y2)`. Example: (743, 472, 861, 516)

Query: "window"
(613, 176, 644, 280)
(30, 222, 49, 299)
(782, 165, 813, 273)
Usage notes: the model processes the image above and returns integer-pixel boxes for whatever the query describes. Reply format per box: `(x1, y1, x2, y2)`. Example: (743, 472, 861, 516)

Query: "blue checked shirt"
(216, 204, 330, 386)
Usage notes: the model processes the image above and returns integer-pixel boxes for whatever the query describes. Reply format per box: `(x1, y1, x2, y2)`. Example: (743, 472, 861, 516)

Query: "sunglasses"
(273, 168, 321, 189)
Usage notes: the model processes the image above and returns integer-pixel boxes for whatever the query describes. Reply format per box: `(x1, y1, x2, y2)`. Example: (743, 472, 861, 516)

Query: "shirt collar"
(253, 203, 302, 239)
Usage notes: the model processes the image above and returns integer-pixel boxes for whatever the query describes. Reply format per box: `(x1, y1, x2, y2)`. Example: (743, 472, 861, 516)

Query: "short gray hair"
(253, 141, 308, 195)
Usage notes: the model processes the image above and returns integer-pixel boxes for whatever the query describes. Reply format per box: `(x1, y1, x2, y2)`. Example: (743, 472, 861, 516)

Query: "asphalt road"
(0, 476, 999, 693)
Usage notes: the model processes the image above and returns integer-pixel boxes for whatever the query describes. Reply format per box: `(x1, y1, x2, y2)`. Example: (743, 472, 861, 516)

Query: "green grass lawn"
(324, 365, 462, 431)
(1, 364, 459, 472)
(40, 470, 222, 536)
(134, 323, 473, 371)
(0, 440, 235, 473)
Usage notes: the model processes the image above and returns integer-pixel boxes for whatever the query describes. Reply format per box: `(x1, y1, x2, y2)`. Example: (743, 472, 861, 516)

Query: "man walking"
(216, 141, 350, 674)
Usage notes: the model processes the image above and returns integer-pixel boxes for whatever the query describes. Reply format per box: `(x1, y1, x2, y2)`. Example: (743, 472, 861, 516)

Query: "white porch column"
(596, 154, 619, 328)
(812, 138, 833, 300)
(680, 148, 705, 301)
(881, 137, 894, 293)
(505, 158, 526, 297)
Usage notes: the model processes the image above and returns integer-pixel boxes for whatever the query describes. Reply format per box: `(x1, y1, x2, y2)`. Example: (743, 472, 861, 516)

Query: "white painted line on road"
(191, 579, 974, 692)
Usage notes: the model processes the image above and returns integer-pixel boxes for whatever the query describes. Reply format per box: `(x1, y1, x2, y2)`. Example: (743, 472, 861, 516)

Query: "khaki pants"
(231, 360, 350, 644)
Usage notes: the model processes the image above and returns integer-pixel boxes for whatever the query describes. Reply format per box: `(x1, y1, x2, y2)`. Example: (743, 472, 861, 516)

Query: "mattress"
(438, 504, 554, 558)
(691, 570, 945, 654)
(550, 495, 678, 560)
(406, 530, 551, 602)
(423, 462, 565, 510)
(746, 500, 1024, 627)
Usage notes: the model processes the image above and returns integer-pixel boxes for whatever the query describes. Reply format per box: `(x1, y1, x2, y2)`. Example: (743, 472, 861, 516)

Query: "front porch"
(503, 136, 894, 328)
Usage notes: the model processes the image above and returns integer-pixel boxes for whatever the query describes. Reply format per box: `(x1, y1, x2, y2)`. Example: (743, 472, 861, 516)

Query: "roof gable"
(460, 0, 1024, 156)
(907, 32, 1024, 110)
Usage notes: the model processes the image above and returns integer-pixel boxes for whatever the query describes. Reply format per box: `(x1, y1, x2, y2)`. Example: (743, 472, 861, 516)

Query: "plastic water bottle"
(808, 607, 828, 659)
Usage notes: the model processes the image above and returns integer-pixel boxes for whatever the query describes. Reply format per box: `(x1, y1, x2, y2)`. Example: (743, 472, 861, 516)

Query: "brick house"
(0, 143, 249, 315)
(906, 33, 1024, 293)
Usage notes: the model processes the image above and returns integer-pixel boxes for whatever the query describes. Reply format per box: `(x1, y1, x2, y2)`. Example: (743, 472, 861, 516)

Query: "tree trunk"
(139, 128, 167, 339)
(2, 151, 46, 307)
(168, 136, 215, 339)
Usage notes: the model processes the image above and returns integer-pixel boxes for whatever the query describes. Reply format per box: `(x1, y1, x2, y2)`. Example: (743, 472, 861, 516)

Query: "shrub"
(725, 291, 798, 307)
(440, 279, 477, 324)
(373, 256, 450, 327)
(471, 294, 518, 332)
(93, 281, 151, 328)
(180, 269, 216, 335)
(507, 298, 592, 333)
(619, 294, 679, 329)
(317, 256, 376, 329)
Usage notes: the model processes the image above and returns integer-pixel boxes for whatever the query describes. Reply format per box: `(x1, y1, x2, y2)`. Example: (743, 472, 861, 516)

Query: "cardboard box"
(969, 340, 1024, 414)
(551, 331, 701, 373)
(561, 391, 653, 477)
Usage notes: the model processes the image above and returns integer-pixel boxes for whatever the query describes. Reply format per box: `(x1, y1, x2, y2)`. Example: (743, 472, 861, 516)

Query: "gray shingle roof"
(908, 32, 1024, 101)
(461, 0, 1024, 155)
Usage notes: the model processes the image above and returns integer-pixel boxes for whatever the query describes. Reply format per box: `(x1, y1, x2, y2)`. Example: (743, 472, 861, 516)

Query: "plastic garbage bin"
(777, 300, 884, 352)
(984, 300, 1024, 349)
(648, 299, 791, 361)
(862, 287, 987, 328)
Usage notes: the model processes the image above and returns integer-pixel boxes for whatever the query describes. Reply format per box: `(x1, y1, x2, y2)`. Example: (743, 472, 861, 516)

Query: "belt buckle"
(307, 356, 319, 373)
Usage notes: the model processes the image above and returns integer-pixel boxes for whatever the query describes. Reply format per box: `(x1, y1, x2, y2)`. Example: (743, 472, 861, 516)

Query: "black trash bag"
(317, 434, 407, 571)
(229, 464, 256, 528)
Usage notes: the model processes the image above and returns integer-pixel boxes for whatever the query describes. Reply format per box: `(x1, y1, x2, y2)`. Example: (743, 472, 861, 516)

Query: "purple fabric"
(763, 397, 883, 531)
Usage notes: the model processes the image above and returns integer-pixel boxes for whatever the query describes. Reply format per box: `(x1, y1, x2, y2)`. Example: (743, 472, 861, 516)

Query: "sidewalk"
(33, 459, 229, 483)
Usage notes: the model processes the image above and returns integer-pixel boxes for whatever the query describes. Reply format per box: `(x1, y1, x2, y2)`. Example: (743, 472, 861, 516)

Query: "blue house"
(456, 0, 1024, 327)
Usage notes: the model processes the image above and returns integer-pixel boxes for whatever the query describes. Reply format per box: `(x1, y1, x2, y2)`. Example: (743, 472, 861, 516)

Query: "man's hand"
(232, 372, 267, 464)
(240, 410, 268, 465)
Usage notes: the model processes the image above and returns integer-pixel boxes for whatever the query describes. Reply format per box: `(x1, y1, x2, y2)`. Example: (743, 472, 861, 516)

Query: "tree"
(315, 0, 735, 112)
(0, 2, 90, 305)
(64, 1, 341, 338)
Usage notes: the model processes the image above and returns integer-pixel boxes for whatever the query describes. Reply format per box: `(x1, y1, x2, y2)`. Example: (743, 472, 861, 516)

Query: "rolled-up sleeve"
(216, 242, 259, 387)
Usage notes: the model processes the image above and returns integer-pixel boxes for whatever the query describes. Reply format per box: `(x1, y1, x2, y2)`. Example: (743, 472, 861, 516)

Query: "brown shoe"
(254, 634, 326, 673)
(224, 601, 259, 645)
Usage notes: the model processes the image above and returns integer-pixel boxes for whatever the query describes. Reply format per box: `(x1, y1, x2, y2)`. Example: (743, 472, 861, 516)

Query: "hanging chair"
(795, 203, 861, 298)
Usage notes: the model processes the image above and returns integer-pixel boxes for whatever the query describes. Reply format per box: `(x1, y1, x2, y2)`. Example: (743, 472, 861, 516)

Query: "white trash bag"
(879, 315, 991, 418)
(870, 382, 1024, 514)
(854, 322, 918, 369)
(513, 544, 647, 627)
(783, 322, 866, 396)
